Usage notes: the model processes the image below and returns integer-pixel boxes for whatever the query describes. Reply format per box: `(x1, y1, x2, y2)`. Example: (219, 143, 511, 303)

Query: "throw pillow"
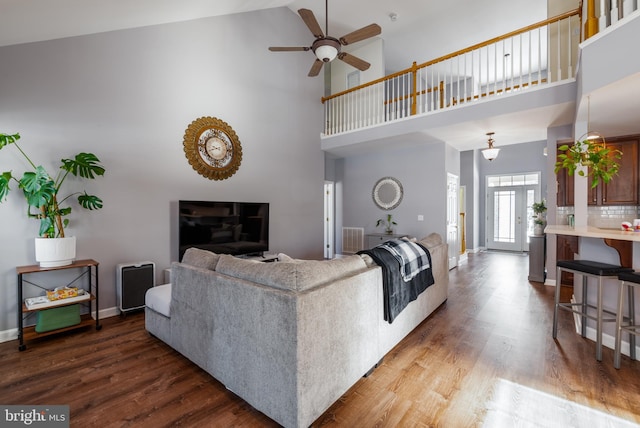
(181, 247, 220, 270)
(419, 233, 442, 248)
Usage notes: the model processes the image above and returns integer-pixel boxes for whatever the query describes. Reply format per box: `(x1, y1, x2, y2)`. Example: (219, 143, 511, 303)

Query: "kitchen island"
(545, 225, 640, 268)
(545, 225, 640, 243)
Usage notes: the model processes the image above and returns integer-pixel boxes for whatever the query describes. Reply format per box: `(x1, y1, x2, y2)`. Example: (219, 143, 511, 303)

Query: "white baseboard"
(570, 296, 639, 359)
(464, 247, 481, 254)
(575, 319, 640, 359)
(544, 278, 556, 286)
(0, 306, 120, 344)
(0, 328, 18, 343)
(96, 306, 121, 319)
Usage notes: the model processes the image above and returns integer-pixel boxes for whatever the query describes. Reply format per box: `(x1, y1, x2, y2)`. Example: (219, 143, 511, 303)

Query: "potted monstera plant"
(0, 132, 105, 267)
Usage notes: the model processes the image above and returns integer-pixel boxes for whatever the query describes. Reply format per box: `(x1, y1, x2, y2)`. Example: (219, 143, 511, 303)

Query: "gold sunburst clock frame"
(183, 116, 243, 181)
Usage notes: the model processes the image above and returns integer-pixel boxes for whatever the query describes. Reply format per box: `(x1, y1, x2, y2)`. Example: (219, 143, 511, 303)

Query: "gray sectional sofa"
(145, 233, 448, 428)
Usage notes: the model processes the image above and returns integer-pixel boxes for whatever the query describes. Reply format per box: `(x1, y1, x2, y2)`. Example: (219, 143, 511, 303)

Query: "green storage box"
(35, 304, 81, 333)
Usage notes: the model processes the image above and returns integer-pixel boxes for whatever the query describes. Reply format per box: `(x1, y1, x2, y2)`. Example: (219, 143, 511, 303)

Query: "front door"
(486, 173, 540, 252)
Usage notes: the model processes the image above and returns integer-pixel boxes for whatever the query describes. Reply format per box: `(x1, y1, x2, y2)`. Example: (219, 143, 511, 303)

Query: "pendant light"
(579, 95, 606, 143)
(482, 132, 500, 161)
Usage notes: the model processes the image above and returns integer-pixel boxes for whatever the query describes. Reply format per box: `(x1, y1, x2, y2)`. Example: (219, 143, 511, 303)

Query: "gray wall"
(545, 124, 573, 282)
(331, 141, 459, 253)
(460, 150, 481, 252)
(0, 8, 325, 334)
(476, 140, 549, 247)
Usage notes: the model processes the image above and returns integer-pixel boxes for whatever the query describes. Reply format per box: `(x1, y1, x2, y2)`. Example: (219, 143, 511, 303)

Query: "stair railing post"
(411, 62, 418, 116)
(585, 0, 599, 39)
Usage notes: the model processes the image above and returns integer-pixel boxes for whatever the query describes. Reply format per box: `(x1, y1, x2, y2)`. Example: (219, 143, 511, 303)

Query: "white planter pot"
(533, 224, 545, 236)
(35, 236, 76, 267)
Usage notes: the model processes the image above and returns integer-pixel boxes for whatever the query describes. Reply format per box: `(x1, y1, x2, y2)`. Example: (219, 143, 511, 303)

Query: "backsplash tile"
(557, 206, 640, 228)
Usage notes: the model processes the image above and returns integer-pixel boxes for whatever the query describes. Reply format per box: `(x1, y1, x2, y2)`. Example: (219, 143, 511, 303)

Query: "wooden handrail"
(321, 8, 580, 104)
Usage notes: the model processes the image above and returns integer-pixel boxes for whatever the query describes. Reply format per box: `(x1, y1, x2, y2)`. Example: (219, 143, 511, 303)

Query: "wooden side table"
(17, 259, 100, 351)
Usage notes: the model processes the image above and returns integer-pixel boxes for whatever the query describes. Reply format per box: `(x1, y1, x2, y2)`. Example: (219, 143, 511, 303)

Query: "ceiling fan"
(268, 0, 381, 77)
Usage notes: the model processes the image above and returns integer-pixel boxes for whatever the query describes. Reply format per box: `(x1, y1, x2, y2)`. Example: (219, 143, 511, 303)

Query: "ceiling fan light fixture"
(312, 37, 340, 62)
(482, 132, 500, 161)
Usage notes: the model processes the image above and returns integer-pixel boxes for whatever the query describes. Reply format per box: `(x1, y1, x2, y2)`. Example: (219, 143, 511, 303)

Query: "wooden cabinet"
(590, 138, 638, 205)
(557, 158, 574, 207)
(556, 235, 579, 285)
(556, 137, 638, 206)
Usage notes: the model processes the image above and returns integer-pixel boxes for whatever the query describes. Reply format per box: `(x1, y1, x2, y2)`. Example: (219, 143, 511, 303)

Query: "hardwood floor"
(2, 251, 640, 427)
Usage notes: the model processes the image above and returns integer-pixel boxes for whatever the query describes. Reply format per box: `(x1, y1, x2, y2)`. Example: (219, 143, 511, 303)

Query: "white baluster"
(349, 90, 352, 131)
(366, 85, 370, 127)
(401, 73, 405, 118)
(528, 29, 532, 87)
(388, 78, 392, 121)
(568, 16, 573, 78)
(623, 0, 635, 18)
(477, 49, 481, 98)
(539, 26, 543, 86)
(339, 95, 343, 133)
(612, 0, 620, 24)
(456, 54, 460, 106)
(599, 0, 608, 29)
(463, 53, 467, 104)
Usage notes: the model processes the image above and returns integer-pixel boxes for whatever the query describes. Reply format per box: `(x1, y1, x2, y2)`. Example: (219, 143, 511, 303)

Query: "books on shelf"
(25, 290, 90, 310)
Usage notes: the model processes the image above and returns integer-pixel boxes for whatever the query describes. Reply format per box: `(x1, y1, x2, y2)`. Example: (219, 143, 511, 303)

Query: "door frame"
(323, 181, 335, 259)
(447, 173, 459, 269)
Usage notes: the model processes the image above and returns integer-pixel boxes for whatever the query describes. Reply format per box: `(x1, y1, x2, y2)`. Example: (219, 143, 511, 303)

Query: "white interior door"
(323, 182, 334, 259)
(447, 173, 459, 269)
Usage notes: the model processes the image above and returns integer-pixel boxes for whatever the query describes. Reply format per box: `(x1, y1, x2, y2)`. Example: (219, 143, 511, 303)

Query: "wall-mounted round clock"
(183, 116, 242, 180)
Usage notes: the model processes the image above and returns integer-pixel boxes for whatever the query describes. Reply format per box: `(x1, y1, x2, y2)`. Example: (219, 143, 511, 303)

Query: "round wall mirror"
(372, 177, 403, 210)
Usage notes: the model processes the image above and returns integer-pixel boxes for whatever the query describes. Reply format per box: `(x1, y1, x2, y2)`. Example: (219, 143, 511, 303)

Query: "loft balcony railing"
(321, 0, 639, 137)
(585, 0, 640, 38)
(322, 9, 582, 136)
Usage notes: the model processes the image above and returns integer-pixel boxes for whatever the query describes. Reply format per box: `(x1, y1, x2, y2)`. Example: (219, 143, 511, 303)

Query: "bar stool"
(614, 272, 639, 369)
(553, 260, 633, 361)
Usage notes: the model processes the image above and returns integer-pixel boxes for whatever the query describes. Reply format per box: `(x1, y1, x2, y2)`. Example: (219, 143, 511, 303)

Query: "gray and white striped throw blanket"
(378, 238, 431, 281)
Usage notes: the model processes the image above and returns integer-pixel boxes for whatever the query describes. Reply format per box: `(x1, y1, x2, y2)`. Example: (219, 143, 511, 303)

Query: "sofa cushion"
(145, 283, 172, 317)
(277, 253, 294, 262)
(216, 254, 368, 292)
(182, 247, 220, 270)
(419, 233, 442, 248)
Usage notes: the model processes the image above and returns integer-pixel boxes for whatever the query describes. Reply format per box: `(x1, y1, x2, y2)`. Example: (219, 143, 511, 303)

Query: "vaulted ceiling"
(0, 0, 549, 73)
(4, 0, 638, 153)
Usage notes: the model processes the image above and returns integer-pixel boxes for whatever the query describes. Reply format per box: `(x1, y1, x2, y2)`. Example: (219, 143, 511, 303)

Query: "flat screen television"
(178, 200, 269, 259)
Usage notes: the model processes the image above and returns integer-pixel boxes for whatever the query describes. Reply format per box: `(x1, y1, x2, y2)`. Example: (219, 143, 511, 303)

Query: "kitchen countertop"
(545, 225, 640, 242)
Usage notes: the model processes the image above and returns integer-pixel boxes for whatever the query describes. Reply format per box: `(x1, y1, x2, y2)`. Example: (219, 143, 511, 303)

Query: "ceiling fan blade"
(339, 23, 382, 45)
(338, 52, 371, 71)
(269, 46, 310, 52)
(298, 9, 324, 38)
(308, 59, 324, 77)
